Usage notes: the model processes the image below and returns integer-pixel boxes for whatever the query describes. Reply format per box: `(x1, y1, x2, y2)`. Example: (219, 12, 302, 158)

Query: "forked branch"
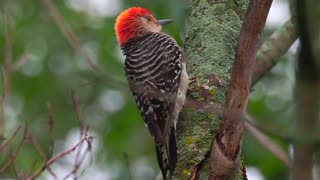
(209, 0, 272, 179)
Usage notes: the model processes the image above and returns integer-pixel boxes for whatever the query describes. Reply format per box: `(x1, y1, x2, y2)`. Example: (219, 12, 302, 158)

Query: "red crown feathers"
(115, 7, 153, 45)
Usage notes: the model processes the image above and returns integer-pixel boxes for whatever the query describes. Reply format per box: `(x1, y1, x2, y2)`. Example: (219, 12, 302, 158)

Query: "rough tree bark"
(175, 0, 249, 179)
(174, 0, 272, 179)
(210, 1, 271, 179)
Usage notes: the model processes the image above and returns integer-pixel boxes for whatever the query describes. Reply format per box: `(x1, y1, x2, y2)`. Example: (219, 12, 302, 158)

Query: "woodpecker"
(115, 7, 188, 179)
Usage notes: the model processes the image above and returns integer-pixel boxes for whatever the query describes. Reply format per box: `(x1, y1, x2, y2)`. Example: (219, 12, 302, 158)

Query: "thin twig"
(40, 0, 97, 70)
(71, 91, 86, 179)
(0, 125, 28, 173)
(28, 160, 39, 179)
(12, 159, 19, 178)
(40, 0, 127, 88)
(27, 128, 91, 180)
(2, 11, 12, 103)
(124, 153, 133, 180)
(28, 131, 58, 179)
(244, 114, 293, 141)
(47, 102, 55, 157)
(0, 125, 22, 152)
(13, 52, 29, 71)
(63, 131, 93, 180)
(71, 91, 84, 132)
(1, 12, 13, 138)
(244, 119, 292, 167)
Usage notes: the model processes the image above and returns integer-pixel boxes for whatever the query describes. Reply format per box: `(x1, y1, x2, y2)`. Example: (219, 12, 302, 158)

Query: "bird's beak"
(157, 19, 173, 26)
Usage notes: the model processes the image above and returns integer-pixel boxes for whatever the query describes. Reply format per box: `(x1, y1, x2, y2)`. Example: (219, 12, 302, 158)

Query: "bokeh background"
(0, 0, 297, 179)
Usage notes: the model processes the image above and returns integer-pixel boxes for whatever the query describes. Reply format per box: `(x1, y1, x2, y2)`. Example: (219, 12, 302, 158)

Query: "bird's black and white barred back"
(121, 32, 188, 179)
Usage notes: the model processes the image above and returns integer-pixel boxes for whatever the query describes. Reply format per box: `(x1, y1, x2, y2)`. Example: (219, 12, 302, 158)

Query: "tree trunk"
(292, 0, 320, 179)
(175, 0, 249, 179)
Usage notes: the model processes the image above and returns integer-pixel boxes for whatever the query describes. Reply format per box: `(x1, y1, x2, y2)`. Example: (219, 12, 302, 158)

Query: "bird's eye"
(145, 16, 152, 21)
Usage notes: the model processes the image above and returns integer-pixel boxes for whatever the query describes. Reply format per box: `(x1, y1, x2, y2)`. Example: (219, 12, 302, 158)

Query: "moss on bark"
(174, 0, 248, 179)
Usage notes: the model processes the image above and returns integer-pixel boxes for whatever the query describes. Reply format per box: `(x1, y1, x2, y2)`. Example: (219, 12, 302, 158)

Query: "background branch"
(124, 153, 133, 180)
(0, 125, 28, 174)
(0, 12, 13, 141)
(292, 0, 320, 179)
(40, 0, 127, 88)
(0, 125, 22, 153)
(253, 19, 298, 85)
(47, 102, 55, 158)
(28, 130, 57, 179)
(27, 128, 91, 180)
(244, 114, 292, 141)
(0, 101, 92, 179)
(244, 119, 291, 167)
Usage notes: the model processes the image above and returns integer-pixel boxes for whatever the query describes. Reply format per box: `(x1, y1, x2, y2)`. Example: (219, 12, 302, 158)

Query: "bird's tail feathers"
(155, 127, 177, 180)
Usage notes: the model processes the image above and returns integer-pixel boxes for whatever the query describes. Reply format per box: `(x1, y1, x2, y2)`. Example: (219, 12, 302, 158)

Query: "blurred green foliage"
(0, 0, 294, 179)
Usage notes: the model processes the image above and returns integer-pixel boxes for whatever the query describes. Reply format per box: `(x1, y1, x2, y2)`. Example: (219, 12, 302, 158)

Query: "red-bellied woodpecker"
(115, 7, 188, 179)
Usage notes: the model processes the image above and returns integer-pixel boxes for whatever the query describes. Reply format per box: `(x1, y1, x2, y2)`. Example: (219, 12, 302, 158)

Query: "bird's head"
(115, 7, 172, 46)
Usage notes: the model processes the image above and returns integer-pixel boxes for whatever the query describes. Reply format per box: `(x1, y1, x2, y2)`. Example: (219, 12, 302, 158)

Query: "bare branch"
(13, 52, 29, 71)
(244, 119, 292, 167)
(40, 0, 97, 70)
(210, 0, 272, 179)
(63, 130, 93, 180)
(244, 114, 296, 141)
(0, 125, 22, 152)
(124, 153, 133, 180)
(70, 92, 94, 179)
(71, 91, 84, 132)
(253, 19, 298, 85)
(28, 131, 58, 179)
(0, 125, 28, 173)
(12, 159, 19, 178)
(1, 12, 13, 138)
(40, 0, 127, 88)
(71, 91, 88, 179)
(47, 102, 55, 157)
(219, 0, 272, 155)
(27, 128, 92, 180)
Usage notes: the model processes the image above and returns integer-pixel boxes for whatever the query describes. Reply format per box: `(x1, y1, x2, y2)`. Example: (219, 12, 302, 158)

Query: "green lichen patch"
(174, 110, 220, 178)
(185, 0, 243, 103)
(177, 0, 249, 178)
(188, 74, 226, 105)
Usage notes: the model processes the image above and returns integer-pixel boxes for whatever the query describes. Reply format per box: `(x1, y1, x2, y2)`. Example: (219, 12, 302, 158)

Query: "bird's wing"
(124, 33, 183, 179)
(124, 33, 182, 141)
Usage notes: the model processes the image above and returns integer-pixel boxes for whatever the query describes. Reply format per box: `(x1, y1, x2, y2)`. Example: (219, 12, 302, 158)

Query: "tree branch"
(28, 130, 57, 179)
(210, 0, 272, 179)
(13, 52, 29, 71)
(244, 119, 291, 167)
(244, 114, 292, 141)
(176, 0, 248, 178)
(47, 102, 55, 158)
(0, 12, 13, 140)
(124, 153, 133, 180)
(253, 19, 298, 85)
(0, 99, 92, 178)
(27, 128, 92, 180)
(40, 0, 127, 88)
(0, 125, 28, 174)
(0, 125, 22, 153)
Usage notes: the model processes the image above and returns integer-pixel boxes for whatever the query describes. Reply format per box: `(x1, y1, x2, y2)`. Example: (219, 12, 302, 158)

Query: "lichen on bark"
(184, 0, 246, 104)
(175, 0, 248, 179)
